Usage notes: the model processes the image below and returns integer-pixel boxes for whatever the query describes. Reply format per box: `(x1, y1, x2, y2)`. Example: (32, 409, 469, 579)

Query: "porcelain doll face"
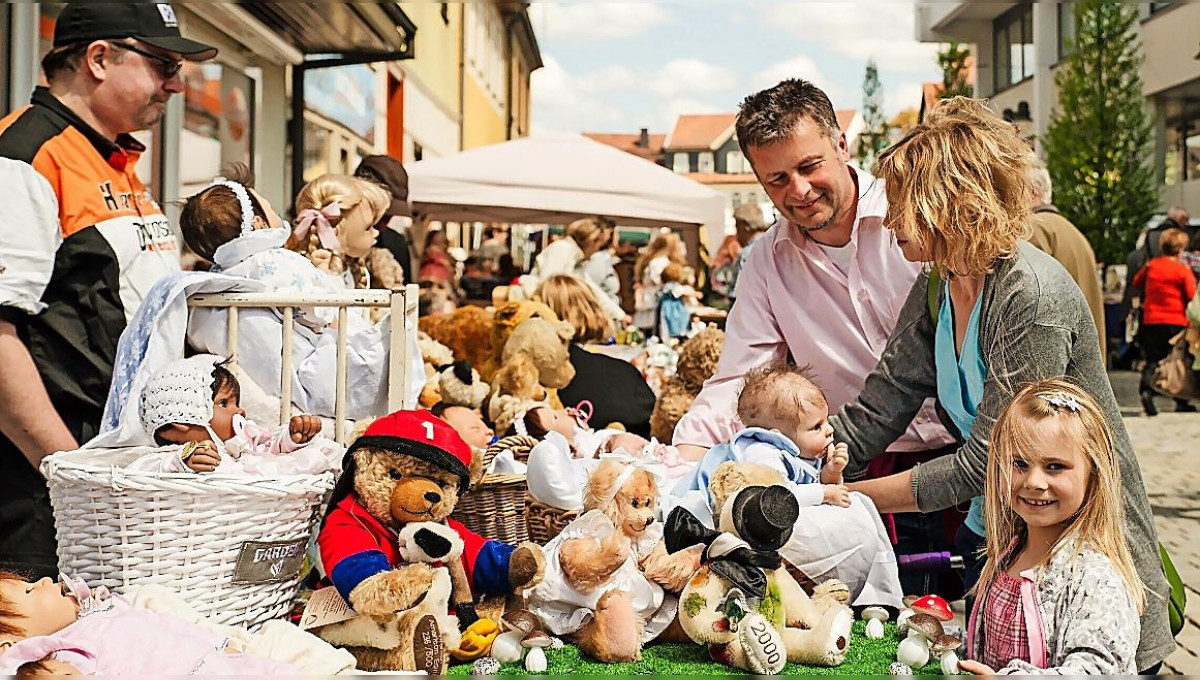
(0, 577, 80, 639)
(338, 199, 380, 259)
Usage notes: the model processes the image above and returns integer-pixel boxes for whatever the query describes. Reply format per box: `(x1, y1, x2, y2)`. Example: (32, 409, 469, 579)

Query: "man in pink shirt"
(673, 79, 958, 596)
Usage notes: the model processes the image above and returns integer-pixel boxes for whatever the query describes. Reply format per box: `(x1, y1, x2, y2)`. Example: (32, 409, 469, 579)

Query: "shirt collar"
(211, 227, 291, 270)
(32, 87, 146, 171)
(772, 165, 887, 254)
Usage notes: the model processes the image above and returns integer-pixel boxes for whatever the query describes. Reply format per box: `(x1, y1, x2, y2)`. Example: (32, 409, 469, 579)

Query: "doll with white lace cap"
(138, 355, 322, 473)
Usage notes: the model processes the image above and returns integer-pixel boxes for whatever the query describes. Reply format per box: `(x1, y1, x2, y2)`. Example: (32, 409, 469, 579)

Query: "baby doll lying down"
(0, 573, 356, 675)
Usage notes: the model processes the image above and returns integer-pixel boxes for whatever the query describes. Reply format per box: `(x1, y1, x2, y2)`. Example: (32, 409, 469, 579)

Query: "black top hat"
(54, 3, 218, 61)
(729, 485, 800, 552)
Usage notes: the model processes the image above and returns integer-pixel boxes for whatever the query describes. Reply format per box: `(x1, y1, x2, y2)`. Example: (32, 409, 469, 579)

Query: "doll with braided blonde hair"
(293, 174, 390, 290)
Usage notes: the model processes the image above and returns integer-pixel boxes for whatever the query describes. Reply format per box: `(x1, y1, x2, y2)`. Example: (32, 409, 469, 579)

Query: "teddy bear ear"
(555, 321, 576, 343)
(348, 417, 377, 443)
(467, 446, 486, 490)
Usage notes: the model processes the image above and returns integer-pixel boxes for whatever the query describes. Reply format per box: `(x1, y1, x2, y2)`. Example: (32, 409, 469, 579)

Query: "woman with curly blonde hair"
(828, 98, 1171, 674)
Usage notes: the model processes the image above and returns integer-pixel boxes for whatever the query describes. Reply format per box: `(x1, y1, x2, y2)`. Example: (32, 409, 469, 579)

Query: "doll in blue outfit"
(673, 361, 851, 513)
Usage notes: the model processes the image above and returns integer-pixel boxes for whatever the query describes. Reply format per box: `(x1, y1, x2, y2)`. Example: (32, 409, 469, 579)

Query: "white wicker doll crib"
(41, 285, 419, 629)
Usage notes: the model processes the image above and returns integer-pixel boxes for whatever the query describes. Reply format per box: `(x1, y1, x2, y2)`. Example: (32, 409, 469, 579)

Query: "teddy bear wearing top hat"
(315, 410, 544, 673)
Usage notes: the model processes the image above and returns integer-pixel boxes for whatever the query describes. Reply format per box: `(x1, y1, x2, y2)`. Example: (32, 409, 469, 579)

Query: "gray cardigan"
(830, 241, 1173, 670)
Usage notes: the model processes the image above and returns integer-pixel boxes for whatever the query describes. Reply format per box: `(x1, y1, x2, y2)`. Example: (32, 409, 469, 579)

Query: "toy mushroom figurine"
(521, 630, 553, 673)
(896, 608, 916, 638)
(896, 612, 944, 669)
(492, 609, 544, 665)
(909, 594, 954, 623)
(931, 634, 964, 676)
(861, 606, 889, 639)
(502, 609, 543, 635)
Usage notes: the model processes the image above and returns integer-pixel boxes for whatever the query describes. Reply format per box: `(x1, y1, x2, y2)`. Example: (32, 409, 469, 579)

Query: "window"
(726, 150, 747, 174)
(179, 63, 256, 198)
(1150, 3, 1175, 13)
(1057, 3, 1076, 62)
(993, 3, 1033, 91)
(698, 152, 714, 173)
(1164, 114, 1199, 187)
(672, 153, 689, 174)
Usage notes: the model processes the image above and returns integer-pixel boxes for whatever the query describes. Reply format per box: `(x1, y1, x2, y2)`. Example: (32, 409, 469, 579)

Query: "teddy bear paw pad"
(737, 613, 786, 675)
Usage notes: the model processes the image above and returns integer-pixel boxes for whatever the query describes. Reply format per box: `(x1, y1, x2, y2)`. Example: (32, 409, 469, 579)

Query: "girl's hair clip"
(1037, 391, 1082, 413)
(208, 176, 256, 235)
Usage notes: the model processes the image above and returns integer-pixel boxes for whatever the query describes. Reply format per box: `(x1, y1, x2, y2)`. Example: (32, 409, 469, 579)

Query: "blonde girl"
(293, 174, 390, 289)
(959, 378, 1145, 675)
(633, 230, 686, 330)
(535, 273, 614, 344)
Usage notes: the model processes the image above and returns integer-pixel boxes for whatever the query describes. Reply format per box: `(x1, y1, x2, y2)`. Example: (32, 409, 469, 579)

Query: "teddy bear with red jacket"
(315, 410, 544, 673)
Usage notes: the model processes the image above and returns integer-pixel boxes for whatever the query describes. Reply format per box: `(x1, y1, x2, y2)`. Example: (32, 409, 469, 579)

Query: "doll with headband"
(181, 167, 424, 420)
(292, 174, 391, 291)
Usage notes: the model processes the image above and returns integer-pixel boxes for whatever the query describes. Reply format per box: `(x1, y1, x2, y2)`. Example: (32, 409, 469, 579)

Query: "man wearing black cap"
(0, 3, 216, 578)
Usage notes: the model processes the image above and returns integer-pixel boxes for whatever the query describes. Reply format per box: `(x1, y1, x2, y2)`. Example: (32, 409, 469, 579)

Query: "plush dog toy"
(664, 462, 853, 674)
(314, 410, 545, 673)
(523, 458, 698, 663)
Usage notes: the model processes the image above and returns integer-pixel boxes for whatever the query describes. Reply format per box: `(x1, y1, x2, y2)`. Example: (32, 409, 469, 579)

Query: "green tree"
(856, 59, 888, 169)
(1043, 0, 1156, 266)
(937, 41, 973, 98)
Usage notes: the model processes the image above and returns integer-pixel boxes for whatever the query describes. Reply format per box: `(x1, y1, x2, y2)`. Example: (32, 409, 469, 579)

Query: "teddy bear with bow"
(314, 410, 545, 673)
(664, 461, 854, 674)
(523, 458, 699, 663)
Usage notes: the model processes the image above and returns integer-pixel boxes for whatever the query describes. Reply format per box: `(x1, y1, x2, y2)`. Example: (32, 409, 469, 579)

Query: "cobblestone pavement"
(1111, 371, 1200, 674)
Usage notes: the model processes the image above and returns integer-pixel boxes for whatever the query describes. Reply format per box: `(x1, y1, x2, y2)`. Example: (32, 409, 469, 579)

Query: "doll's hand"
(311, 249, 333, 272)
(821, 443, 849, 485)
(182, 440, 221, 473)
(822, 484, 851, 508)
(289, 415, 322, 443)
(957, 660, 996, 675)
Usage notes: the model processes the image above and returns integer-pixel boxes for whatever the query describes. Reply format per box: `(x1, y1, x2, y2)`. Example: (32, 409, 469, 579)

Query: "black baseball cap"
(54, 3, 218, 61)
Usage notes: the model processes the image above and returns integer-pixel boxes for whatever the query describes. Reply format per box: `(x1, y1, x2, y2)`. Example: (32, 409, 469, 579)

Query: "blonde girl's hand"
(957, 660, 996, 675)
(181, 440, 221, 473)
(822, 484, 851, 507)
(289, 415, 322, 443)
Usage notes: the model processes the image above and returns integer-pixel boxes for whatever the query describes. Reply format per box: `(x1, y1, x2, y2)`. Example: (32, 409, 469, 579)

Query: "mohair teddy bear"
(484, 300, 559, 381)
(664, 461, 854, 674)
(419, 306, 494, 376)
(523, 458, 699, 663)
(650, 327, 724, 442)
(315, 410, 545, 674)
(487, 317, 575, 432)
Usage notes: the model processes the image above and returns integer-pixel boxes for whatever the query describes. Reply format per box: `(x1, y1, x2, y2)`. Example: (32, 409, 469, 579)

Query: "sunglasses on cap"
(108, 40, 184, 80)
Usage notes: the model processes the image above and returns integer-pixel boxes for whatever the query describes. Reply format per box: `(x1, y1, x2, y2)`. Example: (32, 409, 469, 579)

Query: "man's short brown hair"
(735, 79, 841, 161)
(41, 42, 92, 83)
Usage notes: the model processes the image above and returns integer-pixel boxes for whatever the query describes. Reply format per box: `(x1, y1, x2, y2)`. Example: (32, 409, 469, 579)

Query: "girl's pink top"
(978, 570, 1033, 670)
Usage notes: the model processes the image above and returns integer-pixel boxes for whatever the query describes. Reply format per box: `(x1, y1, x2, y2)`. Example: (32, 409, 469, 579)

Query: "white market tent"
(407, 133, 728, 249)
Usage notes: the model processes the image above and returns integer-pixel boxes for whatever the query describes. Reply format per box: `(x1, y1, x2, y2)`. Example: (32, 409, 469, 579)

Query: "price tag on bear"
(299, 586, 358, 631)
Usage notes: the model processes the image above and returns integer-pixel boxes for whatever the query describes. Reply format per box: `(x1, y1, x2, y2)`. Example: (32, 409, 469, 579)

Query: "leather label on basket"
(231, 538, 308, 584)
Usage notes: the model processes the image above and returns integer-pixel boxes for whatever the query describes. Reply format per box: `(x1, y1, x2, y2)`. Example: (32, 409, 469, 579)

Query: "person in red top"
(1133, 228, 1198, 415)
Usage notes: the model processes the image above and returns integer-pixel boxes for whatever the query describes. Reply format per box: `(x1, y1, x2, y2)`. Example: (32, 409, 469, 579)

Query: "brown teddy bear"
(314, 410, 545, 673)
(664, 461, 853, 674)
(484, 300, 559, 381)
(487, 317, 575, 433)
(523, 458, 699, 663)
(650, 327, 724, 442)
(419, 306, 494, 375)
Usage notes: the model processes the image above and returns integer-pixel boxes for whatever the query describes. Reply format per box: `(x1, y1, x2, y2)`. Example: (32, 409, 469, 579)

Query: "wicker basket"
(524, 497, 579, 545)
(42, 447, 335, 630)
(452, 435, 538, 544)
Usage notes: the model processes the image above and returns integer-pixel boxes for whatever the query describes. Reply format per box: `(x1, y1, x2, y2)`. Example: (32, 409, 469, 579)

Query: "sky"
(528, 2, 944, 136)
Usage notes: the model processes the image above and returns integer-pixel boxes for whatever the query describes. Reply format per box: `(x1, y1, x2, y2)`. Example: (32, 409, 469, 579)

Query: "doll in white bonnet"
(137, 354, 323, 473)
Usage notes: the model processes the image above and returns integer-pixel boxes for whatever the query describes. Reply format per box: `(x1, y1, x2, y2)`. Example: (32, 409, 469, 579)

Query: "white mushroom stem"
(524, 647, 547, 673)
(941, 650, 960, 675)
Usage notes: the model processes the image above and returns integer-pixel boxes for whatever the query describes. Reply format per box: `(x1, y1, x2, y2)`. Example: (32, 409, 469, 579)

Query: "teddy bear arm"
(348, 563, 437, 617)
(639, 540, 701, 593)
(559, 536, 627, 591)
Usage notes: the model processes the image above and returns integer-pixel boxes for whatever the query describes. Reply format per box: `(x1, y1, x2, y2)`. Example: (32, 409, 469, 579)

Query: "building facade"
(915, 1, 1200, 215)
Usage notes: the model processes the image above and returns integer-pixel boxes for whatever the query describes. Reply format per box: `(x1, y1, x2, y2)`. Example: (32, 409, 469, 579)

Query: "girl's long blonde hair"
(634, 230, 685, 281)
(981, 378, 1145, 612)
(293, 174, 390, 289)
(874, 97, 1033, 276)
(535, 274, 613, 344)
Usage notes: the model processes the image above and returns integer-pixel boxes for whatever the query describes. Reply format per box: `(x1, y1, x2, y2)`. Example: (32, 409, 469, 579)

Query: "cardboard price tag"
(299, 587, 358, 630)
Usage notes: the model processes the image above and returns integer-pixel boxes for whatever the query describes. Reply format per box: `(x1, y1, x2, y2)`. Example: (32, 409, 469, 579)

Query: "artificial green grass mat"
(447, 621, 946, 675)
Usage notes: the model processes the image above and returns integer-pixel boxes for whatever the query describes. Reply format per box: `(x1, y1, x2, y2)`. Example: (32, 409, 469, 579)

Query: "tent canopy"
(407, 133, 727, 248)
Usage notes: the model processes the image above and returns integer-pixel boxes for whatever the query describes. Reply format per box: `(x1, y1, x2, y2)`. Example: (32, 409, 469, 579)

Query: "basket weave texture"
(42, 449, 334, 630)
(524, 497, 579, 545)
(452, 435, 536, 544)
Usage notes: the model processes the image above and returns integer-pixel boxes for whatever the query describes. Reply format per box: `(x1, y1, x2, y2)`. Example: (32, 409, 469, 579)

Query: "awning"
(237, 3, 415, 57)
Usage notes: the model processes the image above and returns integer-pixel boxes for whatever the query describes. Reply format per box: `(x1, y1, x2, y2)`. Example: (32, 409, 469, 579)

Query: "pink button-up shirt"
(673, 167, 954, 452)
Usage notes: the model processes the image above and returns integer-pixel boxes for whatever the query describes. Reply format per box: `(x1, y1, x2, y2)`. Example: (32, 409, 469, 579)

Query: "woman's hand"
(289, 415, 322, 443)
(957, 660, 996, 675)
